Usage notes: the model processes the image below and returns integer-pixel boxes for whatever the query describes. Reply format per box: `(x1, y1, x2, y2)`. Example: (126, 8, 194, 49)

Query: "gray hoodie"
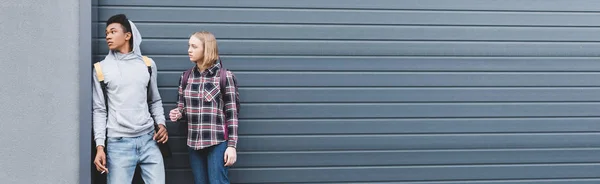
(92, 20, 166, 147)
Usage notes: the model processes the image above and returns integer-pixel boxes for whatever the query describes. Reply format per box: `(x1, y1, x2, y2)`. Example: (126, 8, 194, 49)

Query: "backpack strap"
(141, 56, 154, 111)
(218, 59, 228, 95)
(181, 68, 193, 92)
(93, 63, 105, 82)
(219, 67, 229, 139)
(142, 56, 152, 75)
(217, 58, 232, 139)
(93, 62, 109, 117)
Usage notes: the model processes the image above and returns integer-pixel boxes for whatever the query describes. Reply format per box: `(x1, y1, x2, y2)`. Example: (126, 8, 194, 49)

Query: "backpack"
(179, 59, 240, 138)
(92, 56, 172, 158)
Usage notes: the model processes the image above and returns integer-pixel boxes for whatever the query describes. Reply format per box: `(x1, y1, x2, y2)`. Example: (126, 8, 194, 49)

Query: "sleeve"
(92, 68, 107, 147)
(148, 59, 167, 126)
(223, 71, 239, 148)
(177, 73, 186, 117)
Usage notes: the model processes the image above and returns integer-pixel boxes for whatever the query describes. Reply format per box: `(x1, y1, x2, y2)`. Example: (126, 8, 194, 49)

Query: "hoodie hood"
(104, 20, 142, 61)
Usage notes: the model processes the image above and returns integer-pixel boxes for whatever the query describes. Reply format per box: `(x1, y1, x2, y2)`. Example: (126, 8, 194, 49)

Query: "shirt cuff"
(227, 141, 237, 148)
(95, 139, 105, 147)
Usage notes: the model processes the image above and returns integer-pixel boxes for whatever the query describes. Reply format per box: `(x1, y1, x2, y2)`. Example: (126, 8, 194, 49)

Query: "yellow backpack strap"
(94, 62, 109, 120)
(142, 56, 152, 67)
(93, 63, 105, 82)
(142, 56, 152, 76)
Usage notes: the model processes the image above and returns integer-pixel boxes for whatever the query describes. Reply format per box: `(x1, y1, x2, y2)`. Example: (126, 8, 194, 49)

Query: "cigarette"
(101, 170, 106, 174)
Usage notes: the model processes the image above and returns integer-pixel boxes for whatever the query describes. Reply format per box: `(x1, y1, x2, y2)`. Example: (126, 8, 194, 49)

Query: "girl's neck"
(196, 63, 206, 72)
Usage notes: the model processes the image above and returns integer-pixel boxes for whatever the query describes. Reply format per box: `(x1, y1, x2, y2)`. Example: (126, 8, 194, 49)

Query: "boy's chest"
(103, 62, 150, 90)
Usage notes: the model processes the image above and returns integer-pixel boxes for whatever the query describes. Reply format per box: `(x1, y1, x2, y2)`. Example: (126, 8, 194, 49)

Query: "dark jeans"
(188, 141, 230, 184)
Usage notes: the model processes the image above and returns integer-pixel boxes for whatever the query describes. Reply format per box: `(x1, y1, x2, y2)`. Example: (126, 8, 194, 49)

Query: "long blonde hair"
(192, 31, 219, 70)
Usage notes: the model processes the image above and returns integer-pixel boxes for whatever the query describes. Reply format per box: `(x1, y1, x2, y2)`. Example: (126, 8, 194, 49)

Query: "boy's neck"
(117, 44, 132, 54)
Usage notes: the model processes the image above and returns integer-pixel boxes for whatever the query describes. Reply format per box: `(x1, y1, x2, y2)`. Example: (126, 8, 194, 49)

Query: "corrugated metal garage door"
(95, 1, 600, 183)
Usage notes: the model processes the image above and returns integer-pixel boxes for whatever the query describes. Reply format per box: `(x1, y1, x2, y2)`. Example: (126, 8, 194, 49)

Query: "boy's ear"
(125, 32, 132, 41)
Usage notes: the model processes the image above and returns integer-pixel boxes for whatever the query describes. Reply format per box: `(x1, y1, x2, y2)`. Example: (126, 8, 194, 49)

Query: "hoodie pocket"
(114, 108, 151, 131)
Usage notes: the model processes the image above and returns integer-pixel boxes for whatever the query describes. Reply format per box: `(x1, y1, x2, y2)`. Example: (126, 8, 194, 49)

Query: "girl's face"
(188, 36, 204, 63)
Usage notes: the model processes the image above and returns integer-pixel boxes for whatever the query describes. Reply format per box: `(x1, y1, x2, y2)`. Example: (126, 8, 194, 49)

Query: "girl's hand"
(224, 147, 237, 166)
(169, 108, 182, 122)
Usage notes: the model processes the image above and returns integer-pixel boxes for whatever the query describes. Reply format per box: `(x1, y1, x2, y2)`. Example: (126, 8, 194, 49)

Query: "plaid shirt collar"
(194, 62, 221, 76)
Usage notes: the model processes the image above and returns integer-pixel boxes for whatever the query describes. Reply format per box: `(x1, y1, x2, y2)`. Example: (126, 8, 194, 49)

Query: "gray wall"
(0, 0, 91, 184)
(97, 0, 600, 183)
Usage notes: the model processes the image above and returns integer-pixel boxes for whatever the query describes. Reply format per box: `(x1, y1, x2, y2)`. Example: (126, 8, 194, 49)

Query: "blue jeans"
(106, 131, 165, 184)
(189, 141, 230, 184)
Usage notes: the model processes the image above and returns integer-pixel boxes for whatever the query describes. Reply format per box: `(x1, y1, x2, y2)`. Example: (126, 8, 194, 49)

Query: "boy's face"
(105, 23, 131, 51)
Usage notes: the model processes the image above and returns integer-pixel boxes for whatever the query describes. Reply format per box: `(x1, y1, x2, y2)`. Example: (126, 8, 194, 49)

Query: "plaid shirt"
(177, 63, 239, 149)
